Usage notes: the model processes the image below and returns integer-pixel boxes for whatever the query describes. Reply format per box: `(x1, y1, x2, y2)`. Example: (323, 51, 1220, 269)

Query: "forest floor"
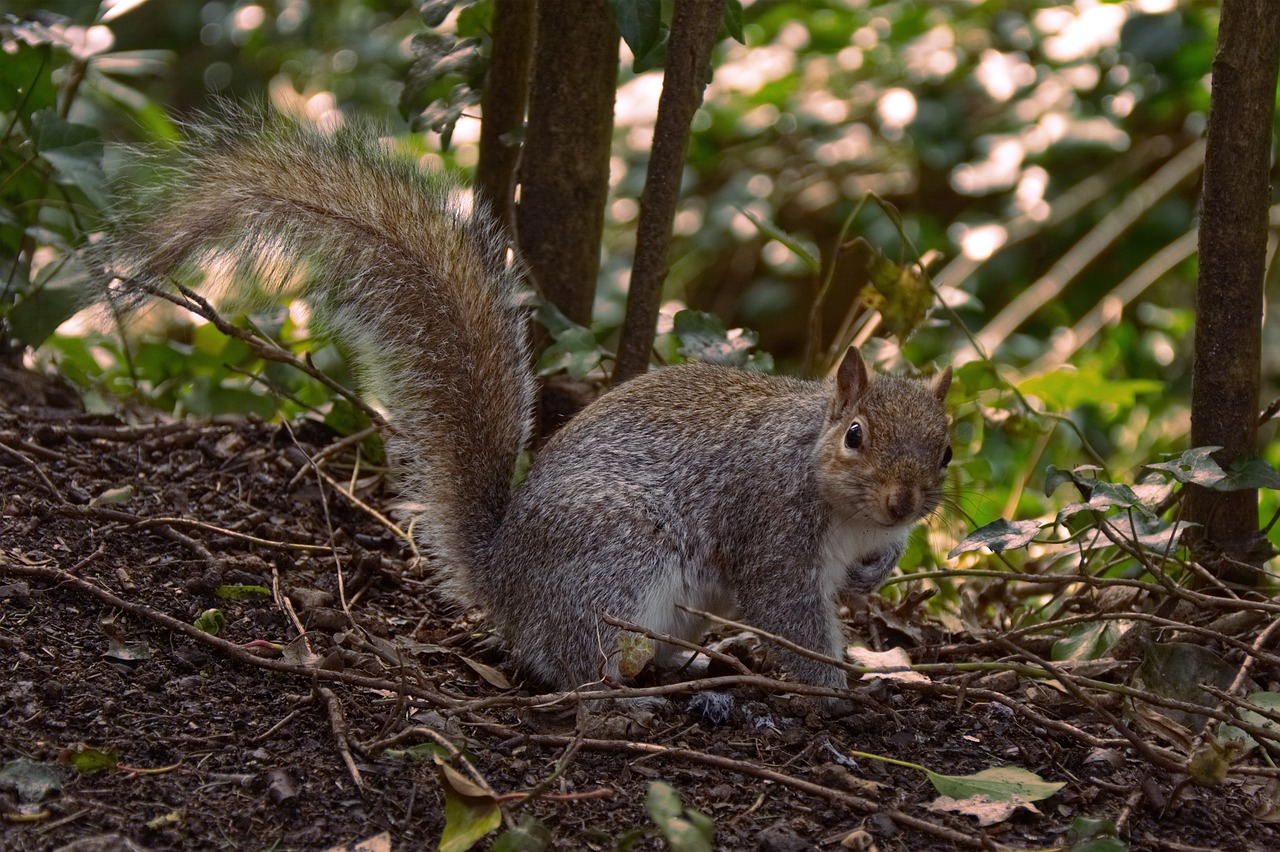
(1, 366, 1278, 852)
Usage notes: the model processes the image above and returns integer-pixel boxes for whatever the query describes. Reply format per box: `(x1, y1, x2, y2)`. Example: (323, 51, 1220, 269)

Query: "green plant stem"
(841, 749, 931, 775)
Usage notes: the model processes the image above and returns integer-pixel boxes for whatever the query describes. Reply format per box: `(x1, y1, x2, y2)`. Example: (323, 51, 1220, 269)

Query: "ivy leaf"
(672, 310, 758, 366)
(6, 254, 91, 349)
(947, 518, 1043, 557)
(1218, 691, 1280, 753)
(1219, 455, 1280, 492)
(536, 325, 605, 380)
(1145, 447, 1227, 488)
(400, 30, 485, 148)
(0, 42, 58, 118)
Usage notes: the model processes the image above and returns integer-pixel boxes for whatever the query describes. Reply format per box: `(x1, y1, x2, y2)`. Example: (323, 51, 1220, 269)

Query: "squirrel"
(100, 108, 954, 700)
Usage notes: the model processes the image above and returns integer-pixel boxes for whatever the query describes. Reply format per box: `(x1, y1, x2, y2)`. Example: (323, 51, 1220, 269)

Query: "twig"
(600, 612, 753, 676)
(0, 437, 64, 501)
(65, 505, 329, 552)
(674, 604, 859, 676)
(287, 424, 382, 489)
(0, 557, 461, 709)
(129, 277, 386, 428)
(991, 636, 1185, 772)
(517, 734, 991, 849)
(317, 686, 362, 787)
(1261, 396, 1280, 426)
(509, 716, 586, 814)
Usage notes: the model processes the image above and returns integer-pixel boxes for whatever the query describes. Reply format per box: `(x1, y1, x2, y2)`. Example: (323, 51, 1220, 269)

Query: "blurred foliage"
(2, 0, 1278, 595)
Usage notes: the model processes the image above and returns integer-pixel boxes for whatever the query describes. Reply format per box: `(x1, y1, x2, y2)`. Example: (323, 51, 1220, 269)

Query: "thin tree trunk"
(476, 0, 534, 231)
(1185, 0, 1280, 581)
(613, 0, 725, 383)
(516, 0, 619, 326)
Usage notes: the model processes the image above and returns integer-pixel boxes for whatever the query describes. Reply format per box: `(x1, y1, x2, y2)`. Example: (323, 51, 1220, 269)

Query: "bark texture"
(1186, 0, 1280, 578)
(613, 0, 726, 382)
(516, 0, 619, 325)
(476, 0, 534, 231)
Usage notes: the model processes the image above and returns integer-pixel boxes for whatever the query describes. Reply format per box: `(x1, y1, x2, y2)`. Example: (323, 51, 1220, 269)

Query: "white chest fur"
(817, 513, 910, 598)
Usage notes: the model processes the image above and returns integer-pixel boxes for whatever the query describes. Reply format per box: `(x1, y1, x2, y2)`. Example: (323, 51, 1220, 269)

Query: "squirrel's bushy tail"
(102, 108, 534, 605)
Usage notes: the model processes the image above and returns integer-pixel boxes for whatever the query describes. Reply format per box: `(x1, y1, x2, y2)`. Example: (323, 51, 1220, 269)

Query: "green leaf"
(30, 109, 109, 208)
(7, 278, 85, 349)
(420, 0, 460, 27)
(609, 0, 662, 64)
(0, 43, 58, 116)
(1134, 640, 1236, 731)
(849, 238, 936, 341)
(193, 609, 225, 636)
(1219, 455, 1280, 492)
(214, 584, 272, 600)
(66, 745, 122, 774)
(1052, 620, 1130, 662)
(735, 207, 821, 273)
(386, 742, 453, 761)
(1145, 447, 1228, 488)
(671, 309, 763, 367)
(438, 761, 502, 852)
(1066, 815, 1127, 852)
(1044, 464, 1076, 497)
(722, 0, 745, 43)
(1217, 691, 1280, 752)
(924, 765, 1064, 802)
(89, 485, 135, 507)
(536, 325, 606, 380)
(645, 782, 713, 852)
(1017, 370, 1161, 411)
(947, 518, 1043, 557)
(0, 759, 62, 802)
(491, 816, 551, 852)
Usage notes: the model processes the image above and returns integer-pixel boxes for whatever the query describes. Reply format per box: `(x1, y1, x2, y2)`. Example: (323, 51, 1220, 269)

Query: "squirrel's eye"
(844, 422, 863, 450)
(941, 445, 953, 468)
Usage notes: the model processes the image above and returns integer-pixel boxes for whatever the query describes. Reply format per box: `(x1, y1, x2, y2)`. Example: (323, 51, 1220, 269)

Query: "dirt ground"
(1, 366, 1278, 851)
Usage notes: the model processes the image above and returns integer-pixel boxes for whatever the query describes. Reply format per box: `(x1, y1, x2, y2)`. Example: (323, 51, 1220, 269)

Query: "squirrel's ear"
(930, 366, 953, 402)
(832, 346, 871, 416)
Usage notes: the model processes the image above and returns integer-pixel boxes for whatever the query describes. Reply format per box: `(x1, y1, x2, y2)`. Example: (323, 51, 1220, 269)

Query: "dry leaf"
(928, 793, 1043, 826)
(845, 646, 930, 684)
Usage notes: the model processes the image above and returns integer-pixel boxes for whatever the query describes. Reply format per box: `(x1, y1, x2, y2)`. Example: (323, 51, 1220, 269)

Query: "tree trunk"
(613, 0, 726, 383)
(516, 0, 619, 326)
(1185, 0, 1280, 582)
(476, 0, 534, 232)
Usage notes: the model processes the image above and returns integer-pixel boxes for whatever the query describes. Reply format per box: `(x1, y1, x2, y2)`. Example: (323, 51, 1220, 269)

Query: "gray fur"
(98, 108, 952, 696)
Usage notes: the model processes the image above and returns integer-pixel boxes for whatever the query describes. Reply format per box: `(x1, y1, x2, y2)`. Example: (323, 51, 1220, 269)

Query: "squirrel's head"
(814, 347, 952, 528)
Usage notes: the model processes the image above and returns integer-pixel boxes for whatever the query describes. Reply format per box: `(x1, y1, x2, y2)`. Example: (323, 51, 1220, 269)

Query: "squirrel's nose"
(882, 483, 921, 525)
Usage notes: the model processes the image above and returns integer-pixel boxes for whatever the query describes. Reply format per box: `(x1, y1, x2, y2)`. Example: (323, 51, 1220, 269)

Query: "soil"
(1, 368, 1277, 852)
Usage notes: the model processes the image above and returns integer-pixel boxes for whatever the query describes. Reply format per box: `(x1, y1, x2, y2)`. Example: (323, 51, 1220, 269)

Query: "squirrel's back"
(103, 108, 535, 602)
